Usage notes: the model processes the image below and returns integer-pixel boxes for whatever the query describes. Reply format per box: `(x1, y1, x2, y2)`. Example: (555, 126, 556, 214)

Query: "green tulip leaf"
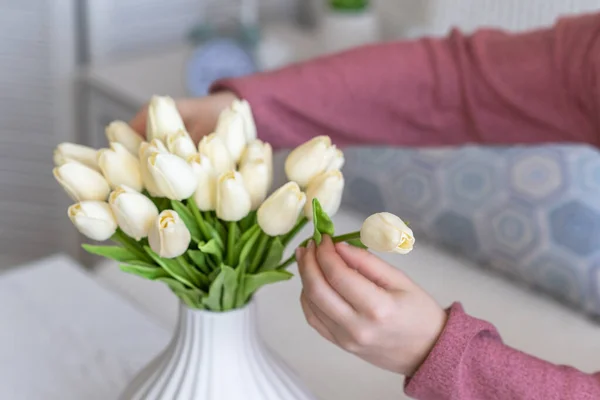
(198, 239, 223, 262)
(312, 198, 335, 245)
(260, 237, 285, 271)
(346, 238, 368, 249)
(239, 211, 257, 232)
(187, 250, 210, 274)
(157, 277, 205, 309)
(202, 267, 226, 310)
(82, 244, 139, 262)
(119, 261, 170, 280)
(171, 200, 202, 242)
(220, 265, 239, 311)
(237, 226, 261, 266)
(242, 270, 293, 303)
(143, 246, 198, 289)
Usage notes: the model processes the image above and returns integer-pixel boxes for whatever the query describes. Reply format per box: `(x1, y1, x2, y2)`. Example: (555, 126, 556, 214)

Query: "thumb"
(334, 242, 416, 291)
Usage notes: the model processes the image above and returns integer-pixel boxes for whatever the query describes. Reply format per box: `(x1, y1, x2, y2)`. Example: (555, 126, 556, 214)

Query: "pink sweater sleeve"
(212, 13, 600, 149)
(405, 303, 600, 400)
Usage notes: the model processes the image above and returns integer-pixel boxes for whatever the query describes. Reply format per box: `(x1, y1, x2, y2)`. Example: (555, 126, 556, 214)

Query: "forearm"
(406, 303, 600, 400)
(212, 13, 600, 149)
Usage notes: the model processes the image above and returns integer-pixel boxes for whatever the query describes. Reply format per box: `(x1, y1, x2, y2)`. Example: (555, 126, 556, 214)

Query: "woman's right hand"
(129, 91, 239, 142)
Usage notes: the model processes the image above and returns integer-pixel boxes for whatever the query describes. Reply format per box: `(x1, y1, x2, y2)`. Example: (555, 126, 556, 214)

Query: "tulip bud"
(68, 201, 117, 241)
(240, 160, 270, 210)
(240, 139, 272, 166)
(304, 170, 344, 219)
(360, 212, 415, 254)
(97, 142, 143, 192)
(146, 96, 185, 141)
(148, 210, 191, 258)
(198, 133, 234, 175)
(105, 121, 143, 155)
(148, 152, 197, 200)
(188, 154, 217, 211)
(54, 162, 111, 201)
(215, 106, 246, 163)
(231, 99, 257, 142)
(53, 143, 99, 171)
(285, 136, 337, 187)
(257, 182, 306, 236)
(138, 141, 165, 197)
(166, 129, 197, 160)
(109, 185, 159, 240)
(327, 148, 345, 171)
(216, 170, 252, 221)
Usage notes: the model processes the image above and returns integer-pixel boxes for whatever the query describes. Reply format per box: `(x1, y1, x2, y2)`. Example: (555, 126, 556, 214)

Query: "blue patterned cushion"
(342, 145, 600, 316)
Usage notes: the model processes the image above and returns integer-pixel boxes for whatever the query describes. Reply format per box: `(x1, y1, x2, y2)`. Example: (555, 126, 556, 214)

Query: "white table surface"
(3, 207, 600, 400)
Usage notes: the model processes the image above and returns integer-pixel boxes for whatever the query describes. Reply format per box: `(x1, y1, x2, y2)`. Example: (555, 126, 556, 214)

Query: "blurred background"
(3, 0, 600, 270)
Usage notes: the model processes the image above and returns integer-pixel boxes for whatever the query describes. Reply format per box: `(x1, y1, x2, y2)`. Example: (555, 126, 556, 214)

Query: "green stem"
(332, 231, 361, 243)
(282, 217, 308, 246)
(227, 221, 237, 267)
(187, 198, 211, 240)
(111, 230, 152, 263)
(250, 232, 270, 273)
(277, 253, 297, 270)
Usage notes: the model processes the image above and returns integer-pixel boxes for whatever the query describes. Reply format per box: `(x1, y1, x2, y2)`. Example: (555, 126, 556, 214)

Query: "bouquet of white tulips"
(53, 96, 414, 312)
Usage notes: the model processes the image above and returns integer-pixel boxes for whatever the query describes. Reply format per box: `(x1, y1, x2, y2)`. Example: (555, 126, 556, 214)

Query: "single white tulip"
(166, 129, 197, 160)
(109, 185, 159, 240)
(215, 106, 246, 162)
(148, 152, 198, 200)
(105, 121, 143, 155)
(327, 148, 345, 171)
(198, 133, 234, 175)
(68, 201, 117, 241)
(188, 154, 217, 211)
(138, 141, 164, 197)
(216, 170, 252, 221)
(285, 136, 338, 187)
(54, 162, 111, 201)
(53, 143, 99, 171)
(231, 99, 257, 142)
(240, 160, 270, 210)
(146, 96, 186, 141)
(360, 212, 415, 254)
(304, 170, 344, 219)
(97, 142, 143, 192)
(257, 182, 306, 236)
(148, 210, 191, 258)
(241, 139, 273, 187)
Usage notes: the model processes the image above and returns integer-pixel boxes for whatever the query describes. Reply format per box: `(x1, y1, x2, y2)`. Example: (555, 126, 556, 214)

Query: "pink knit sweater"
(213, 12, 600, 400)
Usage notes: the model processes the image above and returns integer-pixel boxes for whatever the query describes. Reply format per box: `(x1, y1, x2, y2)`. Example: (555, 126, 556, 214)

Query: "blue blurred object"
(186, 37, 257, 96)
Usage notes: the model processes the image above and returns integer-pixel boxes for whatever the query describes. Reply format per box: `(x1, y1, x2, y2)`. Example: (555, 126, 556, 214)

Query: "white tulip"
(216, 170, 252, 221)
(109, 185, 159, 240)
(166, 129, 197, 159)
(188, 154, 216, 211)
(54, 162, 111, 201)
(148, 210, 191, 258)
(105, 121, 143, 155)
(148, 152, 198, 200)
(68, 201, 117, 241)
(97, 142, 143, 192)
(285, 136, 338, 187)
(53, 143, 99, 171)
(146, 96, 186, 141)
(138, 141, 165, 197)
(360, 212, 415, 254)
(231, 99, 257, 142)
(327, 148, 345, 171)
(215, 106, 246, 162)
(257, 182, 306, 236)
(304, 170, 344, 219)
(241, 139, 273, 187)
(240, 160, 270, 210)
(198, 133, 234, 175)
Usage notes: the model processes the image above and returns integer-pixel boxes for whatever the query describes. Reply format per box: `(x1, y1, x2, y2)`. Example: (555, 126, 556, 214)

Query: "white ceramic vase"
(120, 301, 317, 400)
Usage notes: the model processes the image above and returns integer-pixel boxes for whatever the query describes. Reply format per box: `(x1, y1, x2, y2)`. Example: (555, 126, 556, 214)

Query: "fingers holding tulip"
(300, 291, 337, 344)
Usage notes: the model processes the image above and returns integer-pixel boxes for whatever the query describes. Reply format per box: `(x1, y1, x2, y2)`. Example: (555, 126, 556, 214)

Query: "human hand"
(129, 91, 238, 142)
(296, 236, 447, 376)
